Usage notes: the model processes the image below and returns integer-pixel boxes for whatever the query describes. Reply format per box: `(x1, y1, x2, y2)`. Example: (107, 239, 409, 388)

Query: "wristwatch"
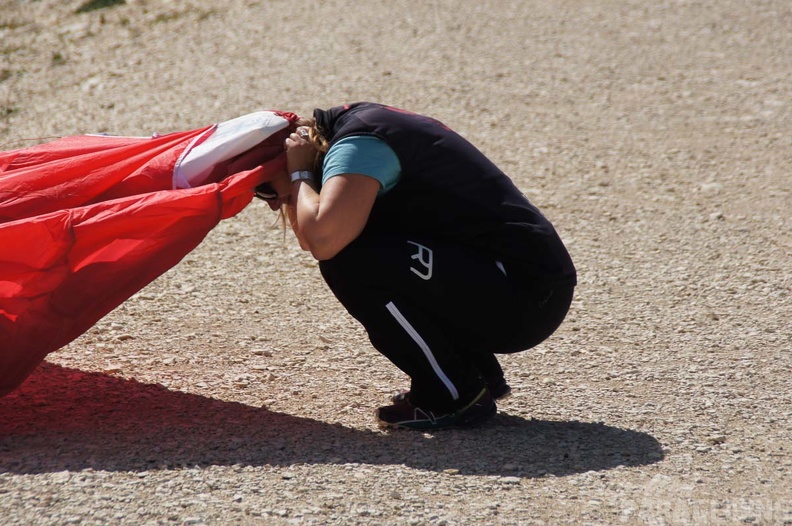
(290, 170, 315, 183)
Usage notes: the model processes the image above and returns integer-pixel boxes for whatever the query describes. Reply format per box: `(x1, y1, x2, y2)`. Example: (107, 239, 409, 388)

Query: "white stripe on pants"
(385, 301, 460, 401)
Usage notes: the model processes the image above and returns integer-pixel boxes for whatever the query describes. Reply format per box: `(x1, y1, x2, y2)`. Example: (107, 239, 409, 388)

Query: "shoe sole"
(375, 408, 496, 431)
(377, 390, 497, 431)
(390, 385, 512, 405)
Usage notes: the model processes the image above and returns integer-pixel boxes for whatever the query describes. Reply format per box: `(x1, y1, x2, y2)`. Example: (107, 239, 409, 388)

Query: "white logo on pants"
(407, 241, 433, 280)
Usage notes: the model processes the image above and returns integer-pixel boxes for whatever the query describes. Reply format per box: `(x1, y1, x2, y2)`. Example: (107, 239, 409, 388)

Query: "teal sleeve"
(321, 135, 402, 196)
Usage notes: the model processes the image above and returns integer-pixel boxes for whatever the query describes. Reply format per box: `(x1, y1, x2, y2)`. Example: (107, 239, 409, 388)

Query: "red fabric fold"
(0, 118, 293, 396)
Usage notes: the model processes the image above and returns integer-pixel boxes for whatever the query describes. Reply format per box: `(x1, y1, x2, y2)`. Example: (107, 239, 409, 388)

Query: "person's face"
(263, 168, 292, 211)
(256, 124, 315, 210)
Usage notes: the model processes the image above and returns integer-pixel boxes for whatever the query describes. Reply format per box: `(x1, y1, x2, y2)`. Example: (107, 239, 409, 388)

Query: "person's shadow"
(0, 363, 663, 477)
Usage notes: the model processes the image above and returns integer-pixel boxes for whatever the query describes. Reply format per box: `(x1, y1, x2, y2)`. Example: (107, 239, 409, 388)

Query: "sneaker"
(487, 377, 512, 400)
(391, 378, 511, 405)
(376, 388, 496, 430)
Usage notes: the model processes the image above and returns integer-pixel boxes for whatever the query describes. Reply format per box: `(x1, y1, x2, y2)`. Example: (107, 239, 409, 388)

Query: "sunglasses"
(254, 182, 280, 210)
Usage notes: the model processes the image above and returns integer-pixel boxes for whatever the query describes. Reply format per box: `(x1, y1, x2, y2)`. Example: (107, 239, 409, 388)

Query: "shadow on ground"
(0, 363, 663, 477)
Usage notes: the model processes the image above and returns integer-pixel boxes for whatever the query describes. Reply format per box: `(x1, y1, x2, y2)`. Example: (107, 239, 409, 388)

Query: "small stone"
(500, 476, 521, 484)
(443, 469, 459, 475)
(699, 182, 723, 194)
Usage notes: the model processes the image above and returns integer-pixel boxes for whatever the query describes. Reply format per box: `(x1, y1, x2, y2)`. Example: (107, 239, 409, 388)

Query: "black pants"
(319, 233, 574, 412)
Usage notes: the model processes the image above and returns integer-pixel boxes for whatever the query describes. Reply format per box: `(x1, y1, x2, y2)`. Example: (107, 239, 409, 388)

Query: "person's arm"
(290, 173, 379, 260)
(284, 129, 380, 261)
(285, 203, 311, 252)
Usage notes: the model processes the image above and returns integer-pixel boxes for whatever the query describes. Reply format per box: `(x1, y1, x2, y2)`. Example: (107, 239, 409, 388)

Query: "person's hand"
(284, 126, 316, 173)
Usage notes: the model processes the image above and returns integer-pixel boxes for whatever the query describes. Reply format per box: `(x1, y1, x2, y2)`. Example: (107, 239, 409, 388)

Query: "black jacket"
(314, 102, 576, 285)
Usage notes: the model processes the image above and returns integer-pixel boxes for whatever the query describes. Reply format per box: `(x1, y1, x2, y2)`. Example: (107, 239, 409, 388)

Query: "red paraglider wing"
(0, 111, 295, 396)
(0, 130, 204, 221)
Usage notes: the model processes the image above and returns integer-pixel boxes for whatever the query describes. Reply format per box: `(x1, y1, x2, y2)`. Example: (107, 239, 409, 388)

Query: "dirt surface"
(1, 0, 790, 524)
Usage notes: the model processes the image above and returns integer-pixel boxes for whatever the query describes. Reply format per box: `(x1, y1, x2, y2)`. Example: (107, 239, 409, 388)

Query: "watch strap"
(290, 170, 315, 183)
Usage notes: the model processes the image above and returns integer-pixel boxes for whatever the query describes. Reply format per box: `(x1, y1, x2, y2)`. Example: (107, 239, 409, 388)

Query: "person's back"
(314, 102, 576, 284)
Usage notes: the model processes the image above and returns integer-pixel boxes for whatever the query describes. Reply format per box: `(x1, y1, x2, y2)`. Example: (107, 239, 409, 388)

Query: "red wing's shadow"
(0, 363, 664, 477)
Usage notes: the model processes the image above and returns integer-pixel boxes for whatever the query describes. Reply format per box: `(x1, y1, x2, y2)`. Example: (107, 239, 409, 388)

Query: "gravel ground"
(1, 0, 790, 524)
